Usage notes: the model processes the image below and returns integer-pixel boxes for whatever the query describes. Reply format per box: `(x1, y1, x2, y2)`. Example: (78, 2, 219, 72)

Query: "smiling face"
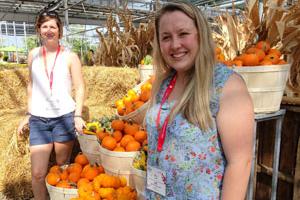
(158, 10, 199, 74)
(38, 19, 60, 43)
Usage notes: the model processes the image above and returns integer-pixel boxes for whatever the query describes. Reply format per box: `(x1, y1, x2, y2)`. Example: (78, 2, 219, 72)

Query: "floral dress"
(145, 64, 234, 200)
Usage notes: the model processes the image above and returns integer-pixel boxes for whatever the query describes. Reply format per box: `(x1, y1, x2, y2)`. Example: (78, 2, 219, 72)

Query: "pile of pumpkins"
(46, 153, 137, 200)
(216, 40, 287, 67)
(115, 77, 153, 116)
(97, 119, 148, 153)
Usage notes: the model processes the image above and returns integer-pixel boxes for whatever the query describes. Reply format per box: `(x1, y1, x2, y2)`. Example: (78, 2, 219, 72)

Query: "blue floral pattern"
(145, 64, 234, 200)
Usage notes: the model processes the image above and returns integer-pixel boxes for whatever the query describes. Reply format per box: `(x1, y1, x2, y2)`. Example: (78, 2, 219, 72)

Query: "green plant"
(25, 36, 39, 51)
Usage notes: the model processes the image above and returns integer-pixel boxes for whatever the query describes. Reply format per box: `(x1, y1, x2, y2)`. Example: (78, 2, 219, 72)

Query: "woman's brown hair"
(35, 11, 63, 39)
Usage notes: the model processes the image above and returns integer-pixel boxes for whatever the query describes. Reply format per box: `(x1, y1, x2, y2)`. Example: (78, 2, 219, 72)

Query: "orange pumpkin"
(255, 41, 271, 53)
(75, 153, 89, 166)
(78, 182, 94, 197)
(77, 178, 90, 188)
(268, 48, 281, 58)
(139, 90, 151, 102)
(232, 59, 243, 67)
(120, 135, 135, 148)
(111, 119, 125, 131)
(113, 146, 126, 152)
(246, 47, 265, 61)
(124, 122, 139, 136)
(102, 136, 117, 151)
(216, 53, 225, 62)
(134, 130, 147, 143)
(132, 101, 144, 110)
(242, 53, 260, 66)
(264, 53, 280, 64)
(215, 47, 222, 55)
(125, 140, 141, 152)
(117, 105, 126, 116)
(56, 180, 72, 188)
(49, 165, 61, 174)
(141, 82, 152, 92)
(112, 130, 123, 143)
(60, 169, 69, 181)
(97, 164, 105, 174)
(46, 172, 61, 186)
(81, 164, 99, 180)
(96, 129, 109, 142)
(260, 59, 273, 66)
(68, 172, 81, 183)
(67, 163, 83, 174)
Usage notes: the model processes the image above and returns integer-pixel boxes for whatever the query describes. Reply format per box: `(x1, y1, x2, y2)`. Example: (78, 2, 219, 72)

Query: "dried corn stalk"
(212, 11, 257, 60)
(95, 9, 154, 67)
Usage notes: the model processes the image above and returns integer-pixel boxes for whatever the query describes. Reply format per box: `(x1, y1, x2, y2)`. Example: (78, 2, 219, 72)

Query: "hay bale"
(0, 66, 140, 110)
(0, 69, 29, 110)
(83, 66, 139, 108)
(0, 109, 32, 199)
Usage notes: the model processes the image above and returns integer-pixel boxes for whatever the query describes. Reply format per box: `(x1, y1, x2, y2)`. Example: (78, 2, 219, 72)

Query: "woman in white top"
(17, 11, 85, 200)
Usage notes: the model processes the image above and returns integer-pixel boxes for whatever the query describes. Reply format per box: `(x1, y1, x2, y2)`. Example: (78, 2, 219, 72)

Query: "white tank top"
(30, 47, 75, 118)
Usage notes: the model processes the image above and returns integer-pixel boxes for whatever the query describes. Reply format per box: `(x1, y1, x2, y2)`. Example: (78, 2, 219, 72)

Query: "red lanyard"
(156, 74, 177, 152)
(42, 45, 61, 94)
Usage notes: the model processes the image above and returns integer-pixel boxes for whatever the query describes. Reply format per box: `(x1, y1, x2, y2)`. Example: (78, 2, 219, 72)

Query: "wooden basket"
(116, 79, 150, 125)
(99, 145, 138, 186)
(46, 181, 77, 200)
(117, 102, 149, 125)
(232, 64, 290, 113)
(77, 132, 101, 165)
(138, 64, 154, 82)
(131, 165, 146, 199)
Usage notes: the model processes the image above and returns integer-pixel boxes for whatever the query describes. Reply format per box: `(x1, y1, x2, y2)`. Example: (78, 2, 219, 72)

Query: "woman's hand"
(74, 117, 86, 134)
(17, 116, 30, 136)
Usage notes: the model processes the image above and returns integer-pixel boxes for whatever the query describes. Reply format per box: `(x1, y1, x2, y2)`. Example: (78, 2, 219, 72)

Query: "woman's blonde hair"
(151, 1, 216, 131)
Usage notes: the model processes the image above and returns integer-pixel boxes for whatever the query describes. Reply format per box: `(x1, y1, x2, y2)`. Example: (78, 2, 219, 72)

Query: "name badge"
(45, 96, 60, 111)
(147, 165, 166, 196)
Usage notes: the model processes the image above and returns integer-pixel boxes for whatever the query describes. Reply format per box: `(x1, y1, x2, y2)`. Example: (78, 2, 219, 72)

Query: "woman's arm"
(69, 52, 85, 133)
(217, 73, 254, 200)
(17, 49, 34, 135)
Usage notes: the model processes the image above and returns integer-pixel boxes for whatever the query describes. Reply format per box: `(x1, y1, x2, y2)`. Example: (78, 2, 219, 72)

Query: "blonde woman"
(17, 11, 85, 200)
(145, 1, 254, 199)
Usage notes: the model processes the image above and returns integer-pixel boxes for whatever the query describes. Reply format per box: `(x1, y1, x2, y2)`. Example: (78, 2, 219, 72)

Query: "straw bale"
(0, 69, 29, 110)
(0, 66, 140, 110)
(0, 109, 32, 199)
(83, 66, 139, 108)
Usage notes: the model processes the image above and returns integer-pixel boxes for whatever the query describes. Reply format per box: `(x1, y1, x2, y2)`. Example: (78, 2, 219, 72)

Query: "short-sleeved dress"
(145, 64, 234, 200)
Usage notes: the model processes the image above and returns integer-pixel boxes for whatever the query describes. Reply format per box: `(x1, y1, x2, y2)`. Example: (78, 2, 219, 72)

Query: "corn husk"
(95, 10, 154, 67)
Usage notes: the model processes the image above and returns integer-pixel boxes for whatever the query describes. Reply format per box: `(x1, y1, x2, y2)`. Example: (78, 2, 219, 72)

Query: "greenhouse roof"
(0, 0, 245, 26)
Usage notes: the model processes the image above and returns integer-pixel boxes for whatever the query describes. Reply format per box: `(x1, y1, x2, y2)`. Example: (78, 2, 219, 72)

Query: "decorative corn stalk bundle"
(95, 10, 154, 68)
(212, 10, 256, 60)
(212, 0, 300, 94)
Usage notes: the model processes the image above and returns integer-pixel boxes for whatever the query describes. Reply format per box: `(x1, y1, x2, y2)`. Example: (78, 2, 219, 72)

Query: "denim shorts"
(29, 112, 76, 146)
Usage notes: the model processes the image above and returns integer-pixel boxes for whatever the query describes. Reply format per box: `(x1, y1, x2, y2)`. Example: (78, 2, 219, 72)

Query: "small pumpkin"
(102, 135, 117, 151)
(75, 153, 89, 166)
(82, 164, 99, 180)
(46, 172, 61, 186)
(111, 119, 125, 131)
